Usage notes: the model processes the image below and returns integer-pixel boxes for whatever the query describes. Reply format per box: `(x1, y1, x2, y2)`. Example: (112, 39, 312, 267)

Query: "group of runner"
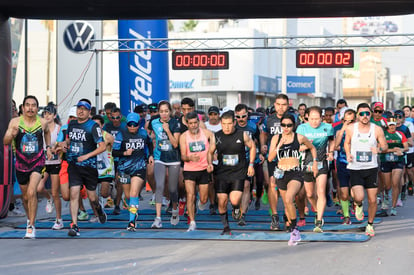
(4, 94, 413, 246)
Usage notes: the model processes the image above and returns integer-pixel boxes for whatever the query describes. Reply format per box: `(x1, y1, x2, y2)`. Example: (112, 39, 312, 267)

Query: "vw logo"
(63, 21, 95, 53)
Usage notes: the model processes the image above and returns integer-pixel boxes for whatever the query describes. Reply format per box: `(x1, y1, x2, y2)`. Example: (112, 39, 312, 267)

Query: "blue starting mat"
(0, 229, 370, 242)
(16, 220, 368, 232)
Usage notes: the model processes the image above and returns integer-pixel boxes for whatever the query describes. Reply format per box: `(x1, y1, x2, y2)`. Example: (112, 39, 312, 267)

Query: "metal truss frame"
(90, 34, 414, 52)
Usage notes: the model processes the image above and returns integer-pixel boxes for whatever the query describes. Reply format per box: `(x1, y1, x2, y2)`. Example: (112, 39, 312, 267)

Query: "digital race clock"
(296, 49, 354, 68)
(172, 51, 229, 70)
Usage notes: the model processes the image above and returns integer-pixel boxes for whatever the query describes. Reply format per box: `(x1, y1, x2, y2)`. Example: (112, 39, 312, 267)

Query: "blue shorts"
(337, 161, 351, 188)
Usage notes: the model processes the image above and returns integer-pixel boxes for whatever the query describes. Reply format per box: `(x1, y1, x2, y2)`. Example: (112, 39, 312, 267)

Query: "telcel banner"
(118, 20, 169, 115)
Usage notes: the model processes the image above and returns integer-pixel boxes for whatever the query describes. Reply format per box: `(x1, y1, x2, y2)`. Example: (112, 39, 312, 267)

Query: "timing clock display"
(296, 49, 354, 68)
(172, 51, 229, 70)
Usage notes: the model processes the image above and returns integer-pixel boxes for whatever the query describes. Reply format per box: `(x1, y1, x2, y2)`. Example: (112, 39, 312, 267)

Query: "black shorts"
(183, 170, 209, 185)
(98, 176, 114, 183)
(267, 161, 277, 178)
(349, 167, 378, 189)
(276, 170, 304, 191)
(16, 166, 45, 185)
(380, 161, 404, 173)
(118, 169, 146, 184)
(303, 160, 329, 182)
(336, 161, 351, 188)
(215, 179, 244, 194)
(45, 164, 61, 175)
(68, 164, 98, 191)
(405, 153, 414, 169)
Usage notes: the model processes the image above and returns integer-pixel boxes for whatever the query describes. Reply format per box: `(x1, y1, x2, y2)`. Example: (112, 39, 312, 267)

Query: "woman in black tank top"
(267, 113, 318, 246)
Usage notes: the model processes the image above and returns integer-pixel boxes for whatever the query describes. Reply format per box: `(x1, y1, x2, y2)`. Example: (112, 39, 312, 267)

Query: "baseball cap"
(148, 103, 158, 112)
(387, 116, 397, 125)
(68, 106, 77, 118)
(126, 112, 140, 123)
(77, 100, 91, 110)
(43, 105, 56, 115)
(134, 104, 147, 113)
(339, 107, 350, 120)
(394, 110, 404, 116)
(208, 106, 220, 114)
(373, 102, 384, 110)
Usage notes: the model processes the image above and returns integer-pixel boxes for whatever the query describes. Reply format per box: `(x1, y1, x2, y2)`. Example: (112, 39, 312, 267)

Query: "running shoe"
(24, 225, 36, 239)
(45, 199, 54, 214)
(197, 200, 208, 211)
(104, 197, 114, 208)
(178, 199, 186, 216)
(209, 204, 217, 215)
(96, 203, 107, 224)
(171, 209, 180, 225)
(238, 214, 246, 226)
(162, 197, 170, 207)
(151, 217, 162, 229)
(221, 226, 232, 235)
(288, 228, 301, 246)
(390, 207, 397, 216)
(255, 200, 260, 210)
(232, 207, 242, 221)
(52, 219, 64, 230)
(355, 204, 364, 221)
(149, 194, 156, 206)
(261, 190, 269, 205)
(342, 216, 352, 225)
(68, 223, 80, 237)
(8, 207, 25, 217)
(365, 224, 375, 237)
(77, 210, 89, 221)
(127, 221, 136, 232)
(313, 220, 324, 233)
(187, 221, 196, 232)
(112, 205, 121, 215)
(270, 214, 280, 231)
(376, 209, 388, 217)
(297, 218, 306, 227)
(304, 206, 309, 216)
(396, 199, 403, 207)
(376, 195, 382, 205)
(89, 216, 99, 223)
(408, 181, 414, 196)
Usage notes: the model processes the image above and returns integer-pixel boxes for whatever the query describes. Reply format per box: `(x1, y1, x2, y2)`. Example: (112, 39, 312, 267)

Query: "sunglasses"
(281, 123, 294, 128)
(344, 120, 354, 123)
(111, 116, 121, 120)
(395, 115, 403, 119)
(358, 111, 371, 117)
(304, 117, 308, 121)
(149, 109, 158, 113)
(127, 121, 139, 127)
(235, 114, 247, 119)
(374, 110, 383, 114)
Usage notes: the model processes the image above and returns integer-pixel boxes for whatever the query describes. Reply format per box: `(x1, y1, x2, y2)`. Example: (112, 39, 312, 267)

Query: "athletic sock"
(220, 212, 229, 228)
(290, 218, 297, 231)
(126, 198, 130, 206)
(340, 200, 350, 217)
(129, 197, 139, 222)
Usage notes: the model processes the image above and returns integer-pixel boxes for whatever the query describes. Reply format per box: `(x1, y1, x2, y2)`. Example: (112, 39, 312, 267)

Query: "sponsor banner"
(286, 76, 315, 93)
(57, 20, 102, 117)
(253, 75, 278, 94)
(118, 20, 169, 116)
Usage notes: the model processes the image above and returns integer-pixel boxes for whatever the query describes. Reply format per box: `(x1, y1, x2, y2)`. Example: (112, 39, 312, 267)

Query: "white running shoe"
(151, 217, 162, 229)
(24, 225, 36, 239)
(8, 207, 25, 217)
(187, 221, 196, 232)
(197, 200, 209, 211)
(52, 219, 64, 230)
(46, 199, 54, 214)
(170, 209, 180, 225)
(396, 199, 403, 207)
(89, 216, 99, 223)
(162, 197, 170, 207)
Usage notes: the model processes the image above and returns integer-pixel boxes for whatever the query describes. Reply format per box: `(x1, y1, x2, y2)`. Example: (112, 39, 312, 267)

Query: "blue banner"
(286, 76, 315, 93)
(253, 75, 278, 94)
(118, 20, 169, 116)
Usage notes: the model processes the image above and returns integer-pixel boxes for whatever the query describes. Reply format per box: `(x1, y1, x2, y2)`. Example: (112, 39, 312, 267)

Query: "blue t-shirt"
(333, 123, 348, 164)
(296, 122, 334, 164)
(103, 121, 127, 138)
(149, 118, 181, 164)
(113, 127, 151, 174)
(66, 119, 104, 168)
(236, 120, 260, 163)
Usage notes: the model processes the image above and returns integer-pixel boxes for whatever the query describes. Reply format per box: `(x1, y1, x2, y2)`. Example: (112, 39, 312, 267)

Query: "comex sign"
(286, 76, 315, 93)
(63, 21, 95, 53)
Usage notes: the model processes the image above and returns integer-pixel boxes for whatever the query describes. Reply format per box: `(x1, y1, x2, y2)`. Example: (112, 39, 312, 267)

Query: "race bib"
(189, 141, 205, 152)
(22, 141, 38, 154)
(356, 151, 372, 162)
(306, 161, 323, 172)
(70, 142, 83, 155)
(118, 173, 131, 184)
(159, 140, 172, 151)
(223, 154, 239, 166)
(274, 168, 285, 179)
(385, 153, 398, 162)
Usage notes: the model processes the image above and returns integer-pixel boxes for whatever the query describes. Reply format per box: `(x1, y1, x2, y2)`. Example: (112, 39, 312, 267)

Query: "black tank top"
(215, 129, 247, 180)
(276, 133, 301, 167)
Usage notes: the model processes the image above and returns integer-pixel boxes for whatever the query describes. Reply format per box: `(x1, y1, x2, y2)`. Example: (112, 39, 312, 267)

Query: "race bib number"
(159, 140, 172, 151)
(118, 173, 131, 184)
(22, 141, 38, 154)
(274, 168, 285, 179)
(385, 153, 398, 162)
(70, 142, 84, 155)
(356, 151, 372, 162)
(223, 154, 239, 166)
(189, 141, 205, 152)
